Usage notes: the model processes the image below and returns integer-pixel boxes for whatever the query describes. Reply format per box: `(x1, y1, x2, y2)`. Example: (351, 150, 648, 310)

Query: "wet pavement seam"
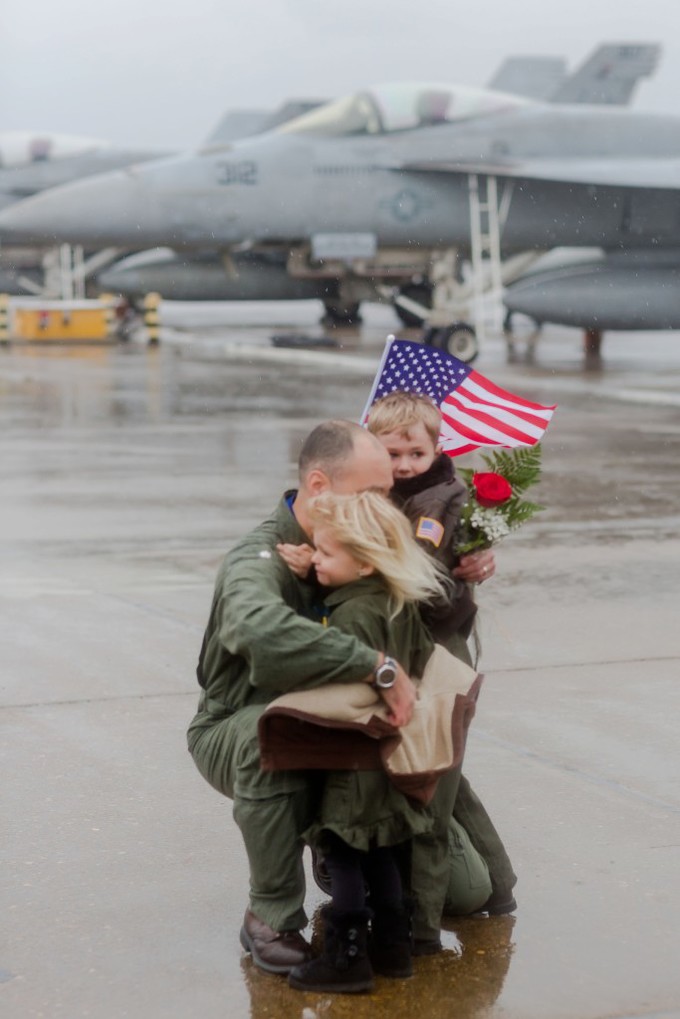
(473, 730, 680, 814)
(487, 654, 680, 674)
(0, 691, 197, 710)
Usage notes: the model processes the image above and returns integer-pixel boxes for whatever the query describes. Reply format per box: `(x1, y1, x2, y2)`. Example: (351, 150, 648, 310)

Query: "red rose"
(472, 472, 513, 508)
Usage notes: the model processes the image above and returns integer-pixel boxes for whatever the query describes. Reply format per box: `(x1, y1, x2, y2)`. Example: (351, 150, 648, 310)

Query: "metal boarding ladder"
(467, 173, 507, 342)
(41, 245, 87, 300)
(35, 244, 121, 300)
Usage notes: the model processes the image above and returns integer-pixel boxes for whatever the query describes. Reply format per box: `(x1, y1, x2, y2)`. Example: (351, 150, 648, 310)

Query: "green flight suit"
(187, 494, 377, 932)
(187, 492, 490, 937)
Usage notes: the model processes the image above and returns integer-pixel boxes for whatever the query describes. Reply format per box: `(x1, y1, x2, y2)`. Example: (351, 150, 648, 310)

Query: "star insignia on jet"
(380, 188, 433, 223)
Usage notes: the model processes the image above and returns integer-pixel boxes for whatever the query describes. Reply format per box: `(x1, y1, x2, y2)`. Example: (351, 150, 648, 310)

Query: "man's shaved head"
(298, 420, 393, 495)
(298, 420, 364, 483)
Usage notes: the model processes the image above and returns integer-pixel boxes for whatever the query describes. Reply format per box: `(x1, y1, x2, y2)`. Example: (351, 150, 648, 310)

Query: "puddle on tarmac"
(238, 914, 515, 1019)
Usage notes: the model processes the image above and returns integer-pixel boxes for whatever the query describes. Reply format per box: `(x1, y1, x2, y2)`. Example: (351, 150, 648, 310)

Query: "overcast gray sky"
(2, 0, 679, 150)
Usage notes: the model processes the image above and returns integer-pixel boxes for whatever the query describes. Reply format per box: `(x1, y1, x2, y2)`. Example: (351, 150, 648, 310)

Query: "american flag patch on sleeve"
(415, 516, 445, 547)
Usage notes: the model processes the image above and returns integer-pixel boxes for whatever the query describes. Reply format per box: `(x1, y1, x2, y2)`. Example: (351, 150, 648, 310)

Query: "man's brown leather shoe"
(239, 909, 314, 974)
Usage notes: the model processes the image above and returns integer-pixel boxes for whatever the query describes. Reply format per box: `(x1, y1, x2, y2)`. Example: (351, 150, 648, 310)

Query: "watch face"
(375, 663, 397, 688)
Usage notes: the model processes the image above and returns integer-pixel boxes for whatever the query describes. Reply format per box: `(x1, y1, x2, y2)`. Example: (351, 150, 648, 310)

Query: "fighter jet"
(2, 41, 657, 312)
(0, 105, 322, 298)
(0, 131, 170, 297)
(0, 131, 167, 211)
(0, 105, 325, 211)
(95, 43, 662, 330)
(4, 77, 679, 358)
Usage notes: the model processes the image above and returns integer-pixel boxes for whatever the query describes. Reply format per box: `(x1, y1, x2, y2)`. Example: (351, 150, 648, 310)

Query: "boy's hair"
(308, 490, 445, 617)
(366, 392, 441, 447)
(298, 419, 365, 482)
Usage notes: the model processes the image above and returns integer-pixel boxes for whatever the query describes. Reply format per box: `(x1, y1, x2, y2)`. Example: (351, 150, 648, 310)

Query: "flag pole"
(359, 334, 395, 425)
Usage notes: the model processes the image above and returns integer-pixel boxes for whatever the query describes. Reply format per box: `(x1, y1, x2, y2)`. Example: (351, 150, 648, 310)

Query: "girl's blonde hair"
(309, 490, 446, 617)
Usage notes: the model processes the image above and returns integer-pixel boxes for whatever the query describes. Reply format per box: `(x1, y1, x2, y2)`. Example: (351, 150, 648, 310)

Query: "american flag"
(361, 337, 556, 457)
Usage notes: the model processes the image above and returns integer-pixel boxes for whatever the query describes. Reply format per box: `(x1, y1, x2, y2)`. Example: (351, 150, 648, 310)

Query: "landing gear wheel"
(321, 300, 362, 327)
(503, 310, 542, 362)
(423, 322, 479, 363)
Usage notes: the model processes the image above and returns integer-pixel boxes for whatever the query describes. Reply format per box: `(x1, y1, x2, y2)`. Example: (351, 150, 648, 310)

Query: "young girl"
(284, 489, 447, 994)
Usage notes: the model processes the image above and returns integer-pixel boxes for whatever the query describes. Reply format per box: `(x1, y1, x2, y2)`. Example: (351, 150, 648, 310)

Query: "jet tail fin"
(488, 57, 567, 100)
(203, 110, 270, 146)
(202, 101, 326, 147)
(551, 43, 661, 105)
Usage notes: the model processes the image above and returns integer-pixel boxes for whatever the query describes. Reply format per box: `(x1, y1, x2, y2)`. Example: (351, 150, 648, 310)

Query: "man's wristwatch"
(373, 656, 398, 690)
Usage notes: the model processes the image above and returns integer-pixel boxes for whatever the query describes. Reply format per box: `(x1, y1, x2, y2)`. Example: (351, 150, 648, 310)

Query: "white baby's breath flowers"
(469, 506, 512, 543)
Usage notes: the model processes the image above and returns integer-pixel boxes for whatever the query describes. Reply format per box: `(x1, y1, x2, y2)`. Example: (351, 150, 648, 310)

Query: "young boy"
(366, 390, 518, 915)
(366, 391, 477, 661)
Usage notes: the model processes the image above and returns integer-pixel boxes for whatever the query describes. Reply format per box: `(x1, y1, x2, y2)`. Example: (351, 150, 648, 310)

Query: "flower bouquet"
(456, 444, 545, 553)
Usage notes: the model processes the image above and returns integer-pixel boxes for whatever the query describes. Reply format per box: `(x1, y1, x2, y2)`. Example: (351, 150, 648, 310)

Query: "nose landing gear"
(421, 322, 479, 363)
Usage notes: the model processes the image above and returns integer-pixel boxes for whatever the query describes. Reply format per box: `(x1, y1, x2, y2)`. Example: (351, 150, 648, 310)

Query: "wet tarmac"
(2, 301, 680, 1019)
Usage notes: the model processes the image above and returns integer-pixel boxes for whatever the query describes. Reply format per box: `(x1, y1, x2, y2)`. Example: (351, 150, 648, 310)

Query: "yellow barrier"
(100, 293, 117, 338)
(143, 292, 161, 344)
(7, 299, 118, 342)
(0, 294, 9, 344)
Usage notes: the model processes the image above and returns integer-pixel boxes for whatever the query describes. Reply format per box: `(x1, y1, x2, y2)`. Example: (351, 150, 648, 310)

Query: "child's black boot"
(288, 905, 374, 993)
(369, 900, 413, 978)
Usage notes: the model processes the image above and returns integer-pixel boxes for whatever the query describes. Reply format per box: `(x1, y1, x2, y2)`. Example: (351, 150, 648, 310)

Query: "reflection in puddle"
(240, 913, 515, 1019)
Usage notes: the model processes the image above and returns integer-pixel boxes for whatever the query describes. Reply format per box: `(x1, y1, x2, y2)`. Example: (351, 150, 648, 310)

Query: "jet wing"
(397, 157, 680, 191)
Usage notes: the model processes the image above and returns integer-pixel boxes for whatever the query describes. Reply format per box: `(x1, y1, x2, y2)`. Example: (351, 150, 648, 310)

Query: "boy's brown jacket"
(391, 453, 477, 643)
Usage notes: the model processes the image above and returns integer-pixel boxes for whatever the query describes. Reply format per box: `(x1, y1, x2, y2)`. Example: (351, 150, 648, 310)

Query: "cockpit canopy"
(277, 82, 530, 137)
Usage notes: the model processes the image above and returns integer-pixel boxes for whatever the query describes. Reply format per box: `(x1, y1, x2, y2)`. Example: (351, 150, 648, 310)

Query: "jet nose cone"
(0, 167, 160, 247)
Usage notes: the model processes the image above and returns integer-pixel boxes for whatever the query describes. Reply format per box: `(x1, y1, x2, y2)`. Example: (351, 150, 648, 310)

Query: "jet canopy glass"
(278, 83, 529, 137)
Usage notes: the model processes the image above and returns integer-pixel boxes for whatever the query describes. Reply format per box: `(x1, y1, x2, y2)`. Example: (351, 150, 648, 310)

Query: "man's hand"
(276, 542, 315, 579)
(378, 662, 417, 728)
(453, 547, 496, 584)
